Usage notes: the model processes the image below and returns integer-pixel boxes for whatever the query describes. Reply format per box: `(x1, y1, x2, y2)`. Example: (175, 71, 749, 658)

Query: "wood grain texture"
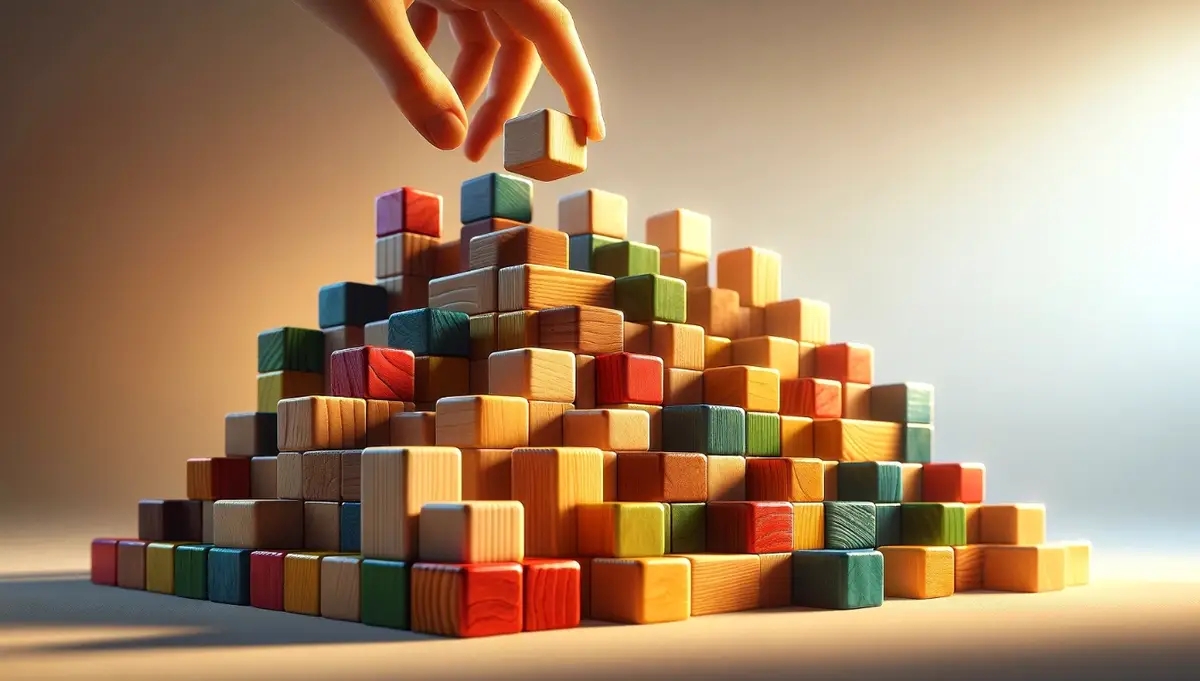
(257, 370, 324, 413)
(469, 225, 569, 270)
(952, 545, 985, 592)
(277, 396, 367, 451)
(813, 418, 902, 462)
(329, 347, 416, 401)
(923, 463, 986, 503)
(391, 411, 436, 446)
(706, 454, 746, 501)
(435, 238, 459, 278)
(706, 501, 793, 554)
(574, 354, 597, 409)
(758, 552, 792, 609)
(764, 298, 831, 346)
(360, 446, 462, 561)
(212, 500, 303, 550)
(376, 275, 430, 315)
(902, 422, 934, 463)
(468, 313, 498, 360)
(376, 232, 437, 278)
(529, 400, 571, 446)
(901, 502, 968, 546)
(186, 458, 250, 500)
(201, 501, 215, 544)
(870, 382, 934, 424)
(303, 501, 341, 551)
(605, 404, 663, 451)
(498, 264, 615, 312)
(558, 189, 628, 238)
(672, 553, 758, 616)
(837, 461, 903, 503)
(881, 546, 954, 599)
(510, 447, 605, 557)
(495, 310, 539, 350)
(814, 342, 875, 384)
(983, 545, 1067, 593)
(146, 542, 192, 594)
(340, 502, 361, 552)
(460, 218, 525, 270)
(365, 400, 405, 447)
(460, 172, 533, 224)
(745, 457, 823, 502)
(601, 450, 618, 501)
(592, 240, 661, 278)
(283, 552, 331, 615)
(613, 273, 687, 323)
(875, 503, 902, 547)
(688, 287, 740, 338)
(663, 368, 703, 405)
(116, 540, 146, 590)
(503, 108, 587, 181)
(521, 558, 581, 631)
(780, 378, 842, 418)
(388, 307, 471, 357)
(746, 412, 782, 456)
(660, 251, 708, 288)
(623, 321, 651, 353)
(791, 549, 884, 610)
(577, 502, 667, 558)
(411, 562, 524, 637)
(414, 355, 470, 402)
(376, 186, 442, 238)
(537, 305, 623, 354)
(736, 306, 765, 339)
(359, 559, 411, 629)
(732, 336, 800, 380)
(668, 502, 706, 553)
(299, 451, 342, 501)
(589, 557, 691, 624)
(900, 462, 923, 501)
(90, 538, 120, 586)
(562, 409, 650, 451)
(823, 501, 877, 550)
(207, 547, 252, 605)
(488, 348, 576, 402)
(595, 352, 664, 405)
(248, 550, 288, 610)
(173, 544, 212, 600)
(703, 365, 780, 413)
(650, 322, 704, 370)
(461, 448, 513, 500)
(568, 233, 621, 271)
(644, 209, 712, 257)
(435, 395, 530, 448)
(842, 382, 872, 420)
(704, 335, 732, 368)
(616, 451, 707, 503)
(225, 412, 278, 458)
(419, 501, 525, 563)
(259, 326, 326, 374)
(716, 247, 781, 307)
(428, 267, 499, 315)
(792, 502, 824, 550)
(779, 416, 815, 458)
(319, 554, 362, 622)
(137, 499, 202, 542)
(979, 503, 1046, 544)
(276, 452, 303, 499)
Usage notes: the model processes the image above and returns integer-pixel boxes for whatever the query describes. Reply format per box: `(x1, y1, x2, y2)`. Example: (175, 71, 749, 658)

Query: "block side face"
(360, 559, 412, 629)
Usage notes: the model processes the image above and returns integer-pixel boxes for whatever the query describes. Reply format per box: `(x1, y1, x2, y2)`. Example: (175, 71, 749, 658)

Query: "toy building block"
(623, 321, 650, 353)
(664, 368, 703, 405)
(1053, 540, 1092, 586)
(461, 172, 533, 224)
(277, 396, 367, 451)
(488, 348, 576, 403)
(207, 547, 252, 605)
(792, 502, 824, 549)
(388, 307, 471, 358)
(613, 273, 687, 323)
(277, 451, 303, 499)
(678, 553, 760, 616)
(461, 448, 513, 500)
(716, 247, 781, 308)
(705, 335, 732, 367)
(590, 557, 691, 624)
(138, 499, 202, 542)
(411, 562, 524, 637)
(605, 403, 663, 449)
(249, 550, 288, 610)
(687, 287, 740, 339)
(504, 108, 587, 181)
(813, 342, 874, 384)
(575, 354, 597, 409)
(469, 225, 569, 270)
(745, 457, 823, 502)
(707, 454, 747, 501)
(736, 306, 766, 338)
(578, 502, 667, 557)
(595, 352, 664, 405)
(259, 327, 325, 374)
(837, 461, 903, 503)
(529, 400, 572, 446)
(668, 502, 706, 553)
(780, 415, 815, 458)
(419, 501, 525, 563)
(746, 412, 782, 456)
(201, 501, 217, 543)
(340, 502, 361, 552)
(361, 447, 462, 561)
(870, 382, 934, 424)
(326, 325, 368, 386)
(952, 545, 985, 592)
(318, 282, 390, 329)
(304, 501, 342, 551)
(813, 419, 902, 461)
(880, 546, 953, 599)
(650, 321, 705, 370)
(377, 274, 430, 314)
(900, 462, 922, 501)
(842, 382, 871, 420)
(212, 500, 304, 549)
(461, 217, 526, 268)
(428, 267, 499, 315)
(186, 457, 251, 500)
(90, 538, 121, 585)
(875, 503, 901, 547)
(592, 241, 661, 279)
(474, 358, 493, 394)
(616, 451, 707, 503)
(662, 404, 746, 455)
(329, 347, 415, 401)
(469, 313, 497, 360)
(521, 558, 581, 631)
(759, 552, 793, 608)
(114, 540, 146, 590)
(568, 233, 621, 271)
(780, 377, 841, 418)
(367, 400, 407, 446)
(498, 264, 615, 311)
(791, 549, 884, 610)
(965, 503, 982, 543)
(376, 232, 437, 278)
(706, 501, 793, 554)
(601, 450, 619, 501)
(558, 189, 628, 238)
(978, 503, 1046, 544)
(391, 411, 436, 446)
(902, 423, 933, 463)
(824, 501, 877, 550)
(822, 461, 839, 500)
(496, 310, 540, 350)
(511, 447, 604, 557)
(983, 545, 1067, 593)
(225, 412, 278, 457)
(360, 558, 411, 628)
(414, 356, 470, 402)
(284, 552, 336, 615)
(377, 186, 442, 238)
(732, 336, 800, 380)
(703, 365, 780, 413)
(901, 502, 968, 546)
(174, 544, 214, 599)
(435, 239, 459, 278)
(145, 542, 191, 594)
(764, 298, 831, 346)
(562, 409, 650, 451)
(321, 554, 363, 622)
(923, 463, 985, 503)
(645, 209, 712, 258)
(257, 370, 324, 413)
(660, 252, 708, 289)
(435, 395, 530, 448)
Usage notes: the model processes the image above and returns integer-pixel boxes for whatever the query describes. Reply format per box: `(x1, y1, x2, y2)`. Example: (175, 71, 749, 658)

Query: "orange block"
(983, 545, 1067, 593)
(978, 504, 1046, 544)
(764, 298, 831, 346)
(590, 557, 691, 624)
(703, 365, 780, 413)
(705, 335, 732, 368)
(511, 447, 605, 557)
(813, 419, 902, 462)
(731, 336, 800, 380)
(460, 448, 512, 500)
(414, 356, 470, 402)
(650, 322, 705, 370)
(616, 451, 707, 503)
(716, 247, 781, 307)
(745, 457, 824, 502)
(923, 463, 986, 503)
(664, 368, 704, 405)
(528, 401, 572, 447)
(434, 395, 530, 449)
(881, 546, 954, 599)
(410, 562, 523, 637)
(687, 287, 740, 339)
(660, 252, 708, 288)
(562, 409, 650, 451)
(678, 553, 759, 616)
(623, 321, 651, 354)
(953, 545, 985, 592)
(821, 461, 839, 500)
(736, 306, 766, 339)
(813, 342, 874, 384)
(780, 378, 842, 418)
(390, 411, 436, 446)
(780, 416, 815, 458)
(707, 455, 746, 501)
(842, 382, 872, 420)
(758, 552, 792, 609)
(575, 354, 596, 409)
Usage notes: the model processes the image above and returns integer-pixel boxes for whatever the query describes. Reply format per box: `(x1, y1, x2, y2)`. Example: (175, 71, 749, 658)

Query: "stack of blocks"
(91, 109, 1091, 635)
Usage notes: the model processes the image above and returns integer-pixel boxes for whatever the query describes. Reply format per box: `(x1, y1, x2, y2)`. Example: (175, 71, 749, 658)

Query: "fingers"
(462, 10, 542, 162)
(445, 9, 499, 110)
(407, 1, 438, 49)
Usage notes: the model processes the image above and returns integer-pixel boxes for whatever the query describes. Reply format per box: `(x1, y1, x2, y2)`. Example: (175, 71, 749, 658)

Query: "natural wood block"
(435, 395, 530, 448)
(360, 446, 462, 561)
(137, 500, 202, 542)
(792, 502, 824, 550)
(650, 322, 704, 370)
(460, 448, 512, 500)
(522, 558, 581, 631)
(498, 264, 614, 311)
(376, 186, 442, 238)
(366, 400, 406, 447)
(529, 400, 571, 446)
(687, 287, 740, 338)
(488, 348, 576, 402)
(250, 456, 278, 498)
(706, 501, 793, 554)
(731, 336, 800, 380)
(428, 267, 499, 315)
(716, 247, 781, 307)
(578, 502, 666, 558)
(780, 416, 815, 458)
(435, 238, 459, 278)
(257, 370, 324, 413)
(764, 298, 831, 346)
(842, 382, 872, 420)
(469, 225, 569, 270)
(953, 545, 985, 592)
(504, 108, 587, 181)
(536, 305, 623, 355)
(335, 450, 362, 502)
(259, 326, 326, 374)
(824, 501, 876, 550)
(823, 461, 839, 500)
(496, 310, 539, 351)
(575, 354, 596, 409)
(186, 458, 250, 500)
(613, 273, 687, 323)
(705, 335, 732, 368)
(623, 321, 651, 354)
(870, 382, 934, 424)
(377, 275, 430, 314)
(645, 209, 711, 257)
(745, 457, 824, 502)
(900, 462, 922, 501)
(212, 500, 304, 550)
(901, 502, 968, 546)
(558, 188, 628, 238)
(461, 218, 526, 271)
(923, 463, 986, 503)
(298, 451, 341, 501)
(330, 347, 416, 401)
(511, 447, 605, 557)
(376, 232, 437, 278)
(660, 251, 708, 288)
(668, 502, 706, 553)
(318, 282, 390, 330)
(678, 553, 759, 616)
(780, 377, 842, 418)
(983, 545, 1067, 593)
(616, 451, 707, 503)
(277, 396, 367, 451)
(604, 404, 663, 450)
(1056, 540, 1092, 586)
(411, 562, 524, 637)
(759, 552, 792, 608)
(837, 461, 903, 503)
(391, 411, 436, 446)
(595, 352, 664, 405)
(814, 342, 875, 384)
(303, 501, 341, 551)
(318, 554, 362, 621)
(115, 540, 147, 590)
(419, 501, 525, 563)
(703, 365, 780, 413)
(664, 368, 704, 405)
(225, 412, 278, 458)
(735, 306, 765, 339)
(562, 408, 650, 451)
(145, 541, 190, 594)
(813, 418, 902, 462)
(461, 171, 533, 224)
(978, 503, 1046, 544)
(746, 411, 782, 456)
(388, 307, 471, 357)
(359, 559, 412, 628)
(279, 451, 303, 499)
(880, 546, 954, 599)
(590, 557, 691, 624)
(592, 240, 661, 278)
(791, 549, 884, 610)
(966, 504, 982, 544)
(283, 552, 333, 615)
(706, 455, 746, 503)
(201, 501, 215, 543)
(414, 355, 470, 402)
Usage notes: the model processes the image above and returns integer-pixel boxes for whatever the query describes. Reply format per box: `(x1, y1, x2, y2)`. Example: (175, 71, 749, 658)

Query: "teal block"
(387, 307, 470, 357)
(745, 412, 781, 456)
(568, 234, 621, 272)
(257, 327, 325, 373)
(461, 172, 533, 224)
(901, 502, 967, 546)
(824, 501, 876, 550)
(662, 405, 746, 455)
(613, 274, 686, 323)
(669, 502, 706, 553)
(318, 282, 389, 329)
(792, 550, 884, 609)
(361, 559, 411, 629)
(174, 544, 213, 600)
(838, 462, 903, 502)
(870, 382, 934, 424)
(875, 503, 902, 547)
(340, 502, 361, 553)
(207, 548, 252, 605)
(591, 241, 661, 278)
(903, 423, 933, 463)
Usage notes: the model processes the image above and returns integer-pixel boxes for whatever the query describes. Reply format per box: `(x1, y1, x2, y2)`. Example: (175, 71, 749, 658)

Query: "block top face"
(461, 172, 533, 224)
(645, 209, 712, 258)
(376, 186, 443, 238)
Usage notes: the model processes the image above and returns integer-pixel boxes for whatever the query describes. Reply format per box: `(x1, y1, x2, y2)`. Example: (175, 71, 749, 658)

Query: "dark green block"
(174, 544, 213, 600)
(258, 327, 326, 373)
(340, 502, 361, 553)
(387, 308, 470, 357)
(870, 382, 934, 424)
(613, 274, 687, 323)
(361, 559, 411, 629)
(460, 172, 532, 224)
(207, 548, 252, 605)
(838, 462, 903, 502)
(745, 412, 781, 456)
(318, 282, 389, 330)
(591, 241, 661, 278)
(669, 502, 706, 553)
(901, 502, 967, 546)
(791, 550, 884, 610)
(568, 234, 622, 272)
(824, 501, 876, 550)
(903, 423, 933, 463)
(662, 405, 746, 455)
(875, 503, 902, 547)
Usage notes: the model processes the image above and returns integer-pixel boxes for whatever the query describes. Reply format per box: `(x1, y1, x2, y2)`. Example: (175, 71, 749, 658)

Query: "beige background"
(1, 0, 1198, 550)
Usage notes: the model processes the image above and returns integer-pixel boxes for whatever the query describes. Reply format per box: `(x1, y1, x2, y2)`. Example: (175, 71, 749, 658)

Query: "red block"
(376, 186, 442, 238)
(595, 352, 664, 405)
(186, 458, 251, 500)
(329, 346, 416, 400)
(412, 563, 523, 638)
(90, 538, 121, 586)
(250, 550, 288, 610)
(813, 342, 874, 384)
(780, 377, 842, 418)
(706, 501, 793, 554)
(522, 558, 581, 632)
(922, 463, 985, 503)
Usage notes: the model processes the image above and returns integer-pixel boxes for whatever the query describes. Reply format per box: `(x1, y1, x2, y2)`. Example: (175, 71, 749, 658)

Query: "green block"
(838, 462, 903, 502)
(318, 282, 389, 329)
(791, 549, 884, 610)
(613, 274, 687, 323)
(174, 544, 213, 600)
(257, 327, 325, 374)
(903, 423, 933, 463)
(460, 172, 533, 224)
(875, 503, 902, 547)
(824, 501, 876, 550)
(901, 502, 967, 546)
(361, 559, 411, 629)
(870, 382, 934, 424)
(591, 241, 661, 278)
(745, 412, 781, 456)
(387, 307, 471, 357)
(669, 502, 706, 553)
(568, 234, 621, 272)
(662, 405, 746, 455)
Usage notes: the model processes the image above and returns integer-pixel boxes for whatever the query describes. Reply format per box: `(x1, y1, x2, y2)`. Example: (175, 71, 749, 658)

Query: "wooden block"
(212, 500, 303, 550)
(575, 354, 596, 409)
(837, 461, 903, 503)
(616, 451, 707, 502)
(792, 502, 824, 550)
(822, 461, 839, 500)
(797, 342, 819, 377)
(414, 356, 470, 402)
(201, 501, 215, 543)
(496, 310, 540, 350)
(953, 545, 985, 591)
(340, 502, 361, 552)
(511, 447, 605, 557)
(388, 307, 471, 357)
(488, 348, 576, 402)
(115, 540, 147, 590)
(174, 544, 212, 599)
(731, 336, 799, 380)
(90, 538, 121, 586)
(707, 454, 746, 501)
(705, 335, 732, 367)
(329, 347, 415, 401)
(419, 501, 525, 562)
(435, 238, 459, 278)
(558, 189, 628, 238)
(592, 240, 661, 278)
(735, 306, 765, 339)
(297, 451, 340, 501)
(469, 225, 569, 270)
(703, 365, 780, 413)
(529, 401, 571, 446)
(880, 546, 953, 599)
(361, 446, 462, 560)
(1055, 540, 1092, 586)
(461, 172, 533, 224)
(813, 419, 902, 462)
(207, 547, 252, 605)
(411, 562, 523, 637)
(660, 252, 708, 288)
(435, 395, 530, 448)
(706, 501, 792, 554)
(824, 501, 876, 550)
(841, 382, 872, 420)
(901, 502, 968, 546)
(376, 232, 437, 278)
(814, 342, 875, 384)
(764, 298, 831, 345)
(645, 209, 711, 257)
(259, 326, 326, 374)
(650, 322, 705, 370)
(145, 541, 189, 594)
(257, 370, 323, 413)
(522, 558, 581, 631)
(316, 554, 361, 621)
(900, 462, 922, 501)
(138, 499, 202, 542)
(578, 502, 666, 557)
(225, 412, 279, 458)
(758, 552, 792, 609)
(978, 503, 1046, 544)
(745, 457, 823, 502)
(606, 404, 662, 450)
(678, 553, 759, 616)
(687, 287, 740, 338)
(746, 412, 781, 456)
(186, 458, 250, 501)
(562, 408, 650, 451)
(461, 448, 513, 500)
(791, 549, 884, 609)
(590, 557, 691, 624)
(391, 411, 436, 446)
(983, 545, 1067, 593)
(470, 358, 490, 395)
(283, 552, 330, 615)
(623, 321, 651, 354)
(602, 450, 618, 501)
(613, 273, 686, 323)
(377, 186, 442, 238)
(376, 275, 430, 314)
(664, 368, 703, 405)
(248, 550, 288, 610)
(780, 416, 815, 458)
(318, 282, 390, 329)
(668, 502, 706, 553)
(595, 352, 664, 405)
(277, 396, 367, 451)
(870, 382, 934, 424)
(461, 218, 526, 271)
(428, 267, 498, 315)
(504, 108, 586, 181)
(660, 404, 746, 456)
(301, 501, 340, 551)
(716, 247, 781, 307)
(366, 400, 405, 447)
(780, 377, 841, 418)
(903, 423, 934, 463)
(360, 559, 412, 628)
(568, 233, 622, 271)
(326, 325, 366, 401)
(923, 463, 986, 503)
(873, 502, 900, 546)
(498, 264, 614, 311)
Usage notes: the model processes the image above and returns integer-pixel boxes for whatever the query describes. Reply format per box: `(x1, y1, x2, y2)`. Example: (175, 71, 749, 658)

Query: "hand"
(297, 0, 605, 161)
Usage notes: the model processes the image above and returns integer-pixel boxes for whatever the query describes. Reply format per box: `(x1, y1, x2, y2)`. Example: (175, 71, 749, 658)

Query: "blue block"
(340, 502, 362, 553)
(207, 548, 252, 605)
(791, 549, 884, 610)
(460, 172, 533, 224)
(838, 462, 903, 502)
(318, 282, 389, 329)
(387, 308, 471, 357)
(661, 404, 747, 455)
(903, 423, 933, 463)
(568, 234, 621, 272)
(824, 501, 877, 550)
(875, 503, 902, 547)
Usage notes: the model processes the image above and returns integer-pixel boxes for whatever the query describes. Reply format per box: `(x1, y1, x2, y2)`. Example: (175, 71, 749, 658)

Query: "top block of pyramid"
(503, 108, 588, 182)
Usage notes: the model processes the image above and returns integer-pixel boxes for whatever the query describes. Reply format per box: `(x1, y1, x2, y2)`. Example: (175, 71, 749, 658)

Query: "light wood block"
(979, 504, 1047, 544)
(391, 411, 436, 446)
(590, 557, 691, 624)
(511, 447, 605, 557)
(792, 502, 824, 549)
(225, 412, 279, 458)
(364, 320, 389, 348)
(575, 354, 596, 409)
(276, 452, 302, 499)
(461, 218, 526, 270)
(780, 416, 815, 458)
(304, 501, 341, 552)
(435, 239, 458, 278)
(419, 501, 525, 563)
(707, 454, 746, 501)
(842, 382, 872, 419)
(212, 500, 304, 550)
(562, 409, 650, 451)
(435, 395, 530, 448)
(340, 450, 362, 501)
(360, 447, 462, 561)
(687, 287, 740, 339)
(745, 457, 824, 502)
(881, 546, 954, 599)
(536, 305, 624, 355)
(602, 450, 618, 501)
(578, 502, 667, 558)
(366, 400, 407, 447)
(376, 232, 436, 278)
(503, 108, 587, 181)
(1056, 540, 1092, 586)
(488, 348, 576, 402)
(764, 298, 831, 346)
(277, 396, 367, 451)
(664, 368, 703, 405)
(498, 264, 614, 311)
(677, 553, 759, 616)
(758, 552, 792, 608)
(557, 189, 628, 239)
(623, 321, 651, 354)
(813, 419, 902, 461)
(900, 463, 923, 502)
(616, 451, 707, 503)
(468, 313, 497, 361)
(716, 247, 781, 307)
(320, 554, 362, 621)
(529, 400, 572, 446)
(461, 448, 512, 500)
(650, 322, 705, 370)
(496, 310, 539, 350)
(965, 503, 982, 543)
(300, 451, 342, 501)
(660, 251, 708, 288)
(983, 545, 1067, 593)
(428, 267, 498, 315)
(257, 371, 324, 413)
(469, 225, 569, 270)
(705, 335, 732, 368)
(731, 336, 800, 380)
(377, 274, 429, 314)
(703, 365, 781, 413)
(953, 545, 985, 592)
(603, 403, 663, 450)
(644, 209, 711, 257)
(250, 456, 278, 499)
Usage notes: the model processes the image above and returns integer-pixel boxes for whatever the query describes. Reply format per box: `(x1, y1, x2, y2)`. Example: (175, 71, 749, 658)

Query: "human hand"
(296, 0, 605, 161)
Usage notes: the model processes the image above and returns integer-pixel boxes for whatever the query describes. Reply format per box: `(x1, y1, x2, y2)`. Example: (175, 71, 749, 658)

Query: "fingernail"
(422, 110, 466, 150)
(593, 115, 607, 141)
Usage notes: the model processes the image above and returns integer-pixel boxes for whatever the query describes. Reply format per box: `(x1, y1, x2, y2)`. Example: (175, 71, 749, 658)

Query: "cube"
(732, 335, 800, 380)
(419, 501, 525, 563)
(249, 550, 288, 610)
(880, 546, 954, 599)
(813, 342, 875, 384)
(503, 108, 587, 182)
(411, 563, 524, 637)
(983, 545, 1067, 593)
(90, 538, 120, 586)
(360, 559, 411, 628)
(616, 451, 707, 503)
(138, 499, 202, 542)
(258, 327, 325, 374)
(435, 395, 530, 448)
(979, 503, 1047, 544)
(903, 424, 934, 463)
(660, 252, 708, 288)
(116, 541, 146, 589)
(186, 458, 251, 500)
(704, 365, 780, 413)
(522, 558, 581, 631)
(644, 209, 711, 258)
(870, 382, 934, 424)
(791, 549, 884, 610)
(688, 287, 741, 339)
(538, 305, 624, 355)
(875, 503, 902, 547)
(792, 502, 824, 550)
(283, 552, 328, 615)
(256, 370, 324, 413)
(340, 502, 361, 552)
(764, 298, 831, 346)
(592, 241, 660, 279)
(595, 352, 663, 405)
(225, 412, 278, 457)
(469, 225, 569, 270)
(780, 377, 842, 418)
(745, 412, 781, 456)
(146, 542, 187, 594)
(716, 247, 781, 307)
(461, 172, 533, 224)
(745, 457, 823, 502)
(901, 502, 968, 546)
(321, 554, 363, 622)
(361, 447, 463, 561)
(329, 347, 415, 401)
(376, 186, 442, 238)
(212, 499, 304, 550)
(613, 273, 686, 323)
(661, 404, 746, 455)
(207, 547, 252, 605)
(488, 348, 576, 402)
(837, 462, 903, 503)
(511, 447, 605, 557)
(388, 308, 470, 358)
(174, 544, 213, 599)
(567, 233, 622, 271)
(318, 282, 389, 329)
(824, 501, 876, 550)
(277, 396, 367, 452)
(923, 463, 985, 503)
(558, 189, 628, 238)
(578, 502, 667, 557)
(590, 557, 691, 624)
(706, 501, 793, 554)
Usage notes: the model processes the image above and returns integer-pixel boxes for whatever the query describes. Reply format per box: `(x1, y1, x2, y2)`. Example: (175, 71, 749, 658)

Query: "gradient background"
(1, 0, 1197, 553)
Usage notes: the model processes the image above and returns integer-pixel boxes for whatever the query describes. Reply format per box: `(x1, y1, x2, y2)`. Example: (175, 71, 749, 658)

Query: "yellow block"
(578, 502, 666, 558)
(780, 416, 814, 458)
(881, 546, 954, 599)
(284, 552, 336, 616)
(590, 557, 691, 624)
(731, 336, 801, 380)
(434, 395, 530, 449)
(257, 370, 323, 413)
(978, 504, 1046, 544)
(677, 553, 760, 616)
(983, 545, 1067, 593)
(1052, 540, 1092, 586)
(705, 336, 732, 368)
(145, 542, 192, 594)
(716, 246, 781, 307)
(792, 502, 824, 550)
(702, 365, 781, 413)
(418, 501, 525, 563)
